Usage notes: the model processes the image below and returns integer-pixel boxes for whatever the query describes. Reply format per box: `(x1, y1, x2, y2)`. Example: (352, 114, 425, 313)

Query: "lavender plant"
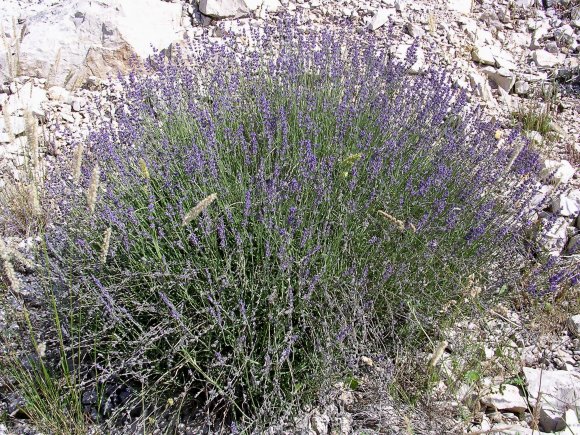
(15, 21, 552, 432)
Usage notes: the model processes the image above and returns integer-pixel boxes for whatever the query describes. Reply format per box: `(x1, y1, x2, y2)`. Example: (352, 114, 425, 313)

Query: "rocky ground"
(0, 0, 579, 434)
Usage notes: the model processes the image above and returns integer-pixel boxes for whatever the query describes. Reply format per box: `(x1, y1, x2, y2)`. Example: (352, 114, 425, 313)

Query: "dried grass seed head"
(87, 163, 100, 213)
(182, 193, 218, 226)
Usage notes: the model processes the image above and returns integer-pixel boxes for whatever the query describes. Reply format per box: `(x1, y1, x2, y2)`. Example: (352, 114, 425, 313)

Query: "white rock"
(564, 420, 580, 435)
(526, 131, 543, 145)
(310, 411, 330, 435)
(405, 22, 425, 37)
(199, 0, 250, 18)
(520, 71, 549, 83)
(533, 22, 551, 43)
(569, 315, 580, 337)
(0, 133, 11, 143)
(497, 87, 512, 107)
(540, 216, 570, 256)
(474, 28, 495, 46)
(524, 367, 580, 432)
(482, 66, 515, 92)
(71, 97, 86, 112)
(469, 71, 494, 102)
(494, 50, 517, 70)
(532, 49, 564, 68)
(244, 0, 261, 10)
(471, 44, 516, 70)
(262, 0, 282, 12)
(480, 415, 492, 431)
(497, 427, 551, 435)
(368, 8, 396, 31)
(2, 0, 184, 86)
(481, 384, 528, 412)
(6, 82, 47, 117)
(393, 44, 425, 74)
(514, 80, 530, 95)
(511, 32, 531, 48)
(541, 160, 576, 184)
(47, 86, 72, 103)
(447, 0, 472, 14)
(565, 408, 580, 431)
(528, 184, 552, 210)
(515, 0, 536, 6)
(472, 45, 496, 65)
(554, 24, 574, 40)
(334, 415, 353, 434)
(0, 116, 26, 138)
(552, 190, 580, 217)
(545, 41, 559, 55)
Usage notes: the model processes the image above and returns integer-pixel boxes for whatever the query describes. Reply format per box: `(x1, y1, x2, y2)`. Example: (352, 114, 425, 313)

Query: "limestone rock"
(405, 22, 425, 38)
(514, 80, 530, 95)
(554, 24, 574, 42)
(540, 160, 575, 185)
(495, 427, 551, 435)
(333, 415, 353, 434)
(532, 49, 564, 68)
(47, 86, 72, 103)
(262, 0, 282, 12)
(1, 0, 184, 86)
(552, 190, 580, 217)
(469, 71, 494, 102)
(524, 367, 580, 432)
(472, 45, 516, 69)
(564, 409, 580, 435)
(526, 131, 543, 145)
(539, 216, 570, 256)
(243, 0, 261, 10)
(5, 82, 47, 117)
(481, 384, 528, 413)
(199, 0, 250, 18)
(514, 0, 536, 6)
(368, 8, 396, 31)
(528, 184, 552, 210)
(472, 45, 496, 65)
(0, 116, 25, 140)
(569, 315, 580, 337)
(392, 44, 425, 74)
(482, 66, 515, 92)
(310, 410, 330, 435)
(447, 0, 472, 15)
(494, 50, 517, 70)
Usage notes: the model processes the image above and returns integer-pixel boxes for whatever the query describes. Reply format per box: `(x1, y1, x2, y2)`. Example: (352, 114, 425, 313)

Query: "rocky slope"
(0, 0, 579, 434)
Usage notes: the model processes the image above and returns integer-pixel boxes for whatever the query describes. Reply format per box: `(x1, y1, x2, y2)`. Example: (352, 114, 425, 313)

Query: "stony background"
(0, 0, 579, 434)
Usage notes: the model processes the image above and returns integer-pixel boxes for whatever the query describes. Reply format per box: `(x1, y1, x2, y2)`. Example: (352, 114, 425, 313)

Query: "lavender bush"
(8, 21, 555, 432)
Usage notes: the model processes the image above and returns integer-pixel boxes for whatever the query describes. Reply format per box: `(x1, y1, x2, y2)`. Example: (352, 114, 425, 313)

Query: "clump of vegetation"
(0, 109, 46, 236)
(512, 101, 552, 136)
(2, 22, 565, 433)
(0, 18, 21, 82)
(511, 82, 564, 150)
